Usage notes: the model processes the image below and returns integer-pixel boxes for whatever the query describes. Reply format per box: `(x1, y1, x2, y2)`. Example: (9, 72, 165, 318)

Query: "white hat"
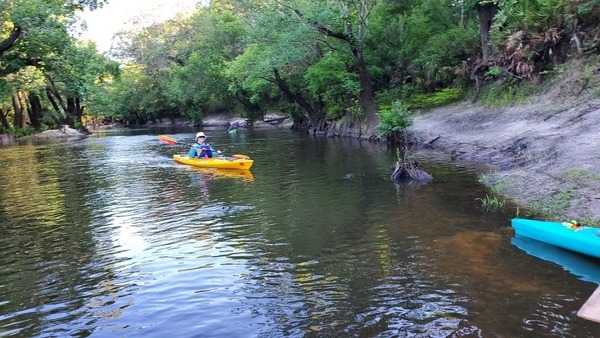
(196, 132, 206, 139)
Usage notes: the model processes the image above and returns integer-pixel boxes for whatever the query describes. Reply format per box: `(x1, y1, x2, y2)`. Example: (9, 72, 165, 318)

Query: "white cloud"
(77, 0, 202, 52)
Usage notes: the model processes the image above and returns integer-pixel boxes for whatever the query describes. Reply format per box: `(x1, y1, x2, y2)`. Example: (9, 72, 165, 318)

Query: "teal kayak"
(511, 218, 600, 259)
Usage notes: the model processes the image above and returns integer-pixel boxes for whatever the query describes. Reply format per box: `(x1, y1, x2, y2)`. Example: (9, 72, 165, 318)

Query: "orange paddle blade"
(158, 135, 177, 144)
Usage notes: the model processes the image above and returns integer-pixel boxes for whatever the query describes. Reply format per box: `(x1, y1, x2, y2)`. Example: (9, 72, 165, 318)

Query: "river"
(0, 128, 598, 337)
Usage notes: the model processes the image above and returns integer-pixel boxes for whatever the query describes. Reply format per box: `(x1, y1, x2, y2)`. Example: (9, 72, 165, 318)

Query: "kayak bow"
(511, 218, 600, 259)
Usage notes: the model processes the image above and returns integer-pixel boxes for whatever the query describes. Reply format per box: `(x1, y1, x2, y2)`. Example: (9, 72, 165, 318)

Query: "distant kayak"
(173, 154, 253, 169)
(228, 129, 238, 134)
(511, 218, 600, 259)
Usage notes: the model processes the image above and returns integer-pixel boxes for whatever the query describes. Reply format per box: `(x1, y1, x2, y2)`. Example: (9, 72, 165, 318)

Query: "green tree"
(225, 0, 327, 128)
(169, 6, 248, 121)
(0, 0, 109, 131)
(226, 0, 381, 137)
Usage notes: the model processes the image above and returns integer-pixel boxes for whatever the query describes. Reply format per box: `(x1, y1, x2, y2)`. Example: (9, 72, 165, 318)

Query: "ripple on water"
(1, 132, 599, 337)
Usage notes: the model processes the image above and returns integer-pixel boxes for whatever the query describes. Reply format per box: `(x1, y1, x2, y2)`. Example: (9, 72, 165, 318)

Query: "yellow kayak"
(173, 154, 254, 169)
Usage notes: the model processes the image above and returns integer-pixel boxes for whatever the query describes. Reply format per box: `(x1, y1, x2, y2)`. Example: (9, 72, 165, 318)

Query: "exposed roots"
(391, 149, 433, 183)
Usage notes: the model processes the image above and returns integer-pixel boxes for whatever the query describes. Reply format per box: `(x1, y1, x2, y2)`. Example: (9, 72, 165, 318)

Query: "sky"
(77, 0, 203, 52)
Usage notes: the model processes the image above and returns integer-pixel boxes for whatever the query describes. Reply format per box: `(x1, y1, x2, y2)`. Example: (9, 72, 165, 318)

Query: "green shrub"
(375, 100, 413, 138)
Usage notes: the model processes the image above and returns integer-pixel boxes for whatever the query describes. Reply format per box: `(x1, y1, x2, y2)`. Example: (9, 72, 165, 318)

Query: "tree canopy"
(1, 0, 599, 139)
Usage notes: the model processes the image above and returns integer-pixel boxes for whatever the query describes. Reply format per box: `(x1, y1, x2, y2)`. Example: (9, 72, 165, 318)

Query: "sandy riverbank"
(409, 81, 600, 222)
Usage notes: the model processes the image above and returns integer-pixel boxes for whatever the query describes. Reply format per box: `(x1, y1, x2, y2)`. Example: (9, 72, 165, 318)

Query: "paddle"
(158, 134, 177, 144)
(157, 135, 250, 159)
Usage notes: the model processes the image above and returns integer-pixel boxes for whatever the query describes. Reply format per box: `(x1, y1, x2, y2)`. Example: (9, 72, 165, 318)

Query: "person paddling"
(188, 132, 221, 158)
(227, 121, 239, 132)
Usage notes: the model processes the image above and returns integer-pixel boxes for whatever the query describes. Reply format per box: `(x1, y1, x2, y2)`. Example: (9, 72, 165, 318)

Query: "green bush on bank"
(375, 100, 413, 138)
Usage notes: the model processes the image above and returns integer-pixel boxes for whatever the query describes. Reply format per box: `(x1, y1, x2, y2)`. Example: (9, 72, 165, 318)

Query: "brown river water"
(0, 128, 598, 337)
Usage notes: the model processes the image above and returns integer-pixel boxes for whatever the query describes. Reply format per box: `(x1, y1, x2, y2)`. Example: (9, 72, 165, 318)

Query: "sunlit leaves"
(304, 52, 359, 117)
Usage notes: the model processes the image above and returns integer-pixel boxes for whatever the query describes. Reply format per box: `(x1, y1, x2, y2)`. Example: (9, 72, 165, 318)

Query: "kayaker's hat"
(196, 132, 206, 139)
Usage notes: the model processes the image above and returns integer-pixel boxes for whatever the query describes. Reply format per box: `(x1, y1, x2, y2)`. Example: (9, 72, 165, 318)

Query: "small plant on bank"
(525, 189, 574, 219)
(476, 194, 506, 212)
(565, 168, 600, 181)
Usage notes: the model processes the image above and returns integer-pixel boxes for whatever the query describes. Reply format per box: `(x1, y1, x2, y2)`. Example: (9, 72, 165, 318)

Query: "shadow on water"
(0, 128, 598, 337)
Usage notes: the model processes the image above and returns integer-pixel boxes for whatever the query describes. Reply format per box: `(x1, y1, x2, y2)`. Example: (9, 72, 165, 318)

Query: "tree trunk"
(0, 107, 10, 129)
(45, 75, 67, 115)
(476, 3, 498, 66)
(66, 97, 76, 127)
(272, 68, 324, 126)
(12, 92, 27, 129)
(74, 96, 84, 129)
(46, 87, 62, 114)
(289, 4, 378, 139)
(351, 47, 379, 138)
(12, 95, 21, 129)
(27, 93, 43, 130)
(0, 27, 22, 56)
(471, 2, 499, 102)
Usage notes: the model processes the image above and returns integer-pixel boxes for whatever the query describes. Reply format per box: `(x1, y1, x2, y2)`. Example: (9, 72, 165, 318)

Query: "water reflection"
(0, 130, 598, 337)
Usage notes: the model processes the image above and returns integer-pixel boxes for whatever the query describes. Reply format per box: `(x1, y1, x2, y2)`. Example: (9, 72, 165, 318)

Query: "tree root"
(390, 160, 433, 183)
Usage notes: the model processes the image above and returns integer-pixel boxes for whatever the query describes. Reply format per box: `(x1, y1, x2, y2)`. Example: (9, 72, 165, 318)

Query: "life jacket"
(199, 144, 213, 158)
(188, 143, 213, 158)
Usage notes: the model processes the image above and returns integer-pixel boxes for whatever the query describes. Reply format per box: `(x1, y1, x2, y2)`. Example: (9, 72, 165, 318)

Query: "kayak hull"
(173, 154, 253, 169)
(511, 218, 600, 259)
(191, 167, 254, 181)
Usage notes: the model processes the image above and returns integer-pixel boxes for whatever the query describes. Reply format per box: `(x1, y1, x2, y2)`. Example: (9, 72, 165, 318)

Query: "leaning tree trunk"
(46, 87, 63, 114)
(0, 26, 22, 57)
(46, 76, 67, 113)
(272, 67, 325, 131)
(0, 108, 10, 129)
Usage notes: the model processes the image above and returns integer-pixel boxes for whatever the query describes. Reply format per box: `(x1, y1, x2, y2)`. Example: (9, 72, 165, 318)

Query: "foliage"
(375, 101, 413, 138)
(0, 0, 118, 130)
(405, 88, 463, 110)
(304, 52, 359, 119)
(2, 0, 600, 134)
(368, 0, 480, 95)
(479, 80, 538, 106)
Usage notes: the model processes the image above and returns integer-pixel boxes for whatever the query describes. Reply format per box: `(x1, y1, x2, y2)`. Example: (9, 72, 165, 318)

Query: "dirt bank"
(409, 82, 600, 222)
